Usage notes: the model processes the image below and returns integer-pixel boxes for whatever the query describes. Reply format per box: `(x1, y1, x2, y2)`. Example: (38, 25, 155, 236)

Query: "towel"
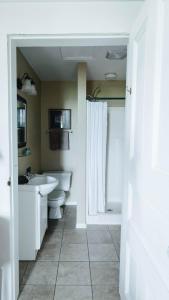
(49, 130, 69, 150)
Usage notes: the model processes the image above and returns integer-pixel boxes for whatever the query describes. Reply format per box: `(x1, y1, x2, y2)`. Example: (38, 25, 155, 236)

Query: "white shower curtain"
(86, 101, 107, 215)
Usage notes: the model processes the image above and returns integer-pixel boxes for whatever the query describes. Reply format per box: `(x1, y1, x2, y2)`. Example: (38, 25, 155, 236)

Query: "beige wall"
(40, 78, 125, 208)
(17, 57, 126, 206)
(41, 81, 78, 204)
(87, 80, 126, 107)
(17, 49, 41, 175)
(76, 63, 87, 226)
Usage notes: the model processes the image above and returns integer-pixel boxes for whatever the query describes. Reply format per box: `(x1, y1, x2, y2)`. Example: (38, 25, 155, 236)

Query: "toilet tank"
(43, 171, 72, 191)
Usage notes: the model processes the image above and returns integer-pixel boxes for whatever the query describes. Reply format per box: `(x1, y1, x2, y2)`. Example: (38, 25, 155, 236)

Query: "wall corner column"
(76, 63, 87, 228)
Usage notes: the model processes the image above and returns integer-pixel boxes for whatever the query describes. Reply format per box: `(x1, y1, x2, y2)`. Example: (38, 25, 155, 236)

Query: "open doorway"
(9, 35, 128, 299)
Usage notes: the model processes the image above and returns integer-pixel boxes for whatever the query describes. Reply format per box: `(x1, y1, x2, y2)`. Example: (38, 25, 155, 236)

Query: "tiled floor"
(19, 206, 121, 300)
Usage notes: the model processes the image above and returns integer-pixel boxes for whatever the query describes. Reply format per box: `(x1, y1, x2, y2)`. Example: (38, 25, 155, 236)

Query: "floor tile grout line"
(19, 283, 119, 286)
(53, 217, 65, 300)
(22, 258, 123, 263)
(113, 241, 120, 261)
(53, 284, 119, 286)
(19, 261, 29, 288)
(19, 208, 121, 299)
(108, 231, 120, 261)
(21, 283, 93, 286)
(107, 226, 121, 261)
(62, 205, 66, 232)
(86, 230, 94, 300)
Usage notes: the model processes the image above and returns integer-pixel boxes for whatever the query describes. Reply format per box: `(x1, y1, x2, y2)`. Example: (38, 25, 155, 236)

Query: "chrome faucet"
(25, 166, 33, 180)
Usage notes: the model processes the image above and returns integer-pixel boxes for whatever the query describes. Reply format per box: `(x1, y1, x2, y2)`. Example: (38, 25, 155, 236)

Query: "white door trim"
(8, 33, 129, 299)
(8, 37, 18, 300)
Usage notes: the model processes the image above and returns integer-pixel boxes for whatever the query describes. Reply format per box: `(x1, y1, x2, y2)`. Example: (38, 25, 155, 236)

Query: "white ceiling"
(20, 46, 127, 81)
(0, 0, 144, 2)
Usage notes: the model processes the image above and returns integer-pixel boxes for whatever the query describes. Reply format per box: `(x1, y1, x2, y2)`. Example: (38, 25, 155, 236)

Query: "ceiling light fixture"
(17, 73, 37, 96)
(104, 72, 117, 80)
(106, 47, 127, 60)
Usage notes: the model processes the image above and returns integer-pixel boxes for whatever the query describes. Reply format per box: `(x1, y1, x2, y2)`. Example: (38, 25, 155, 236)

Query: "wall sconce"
(18, 147, 32, 157)
(17, 73, 37, 96)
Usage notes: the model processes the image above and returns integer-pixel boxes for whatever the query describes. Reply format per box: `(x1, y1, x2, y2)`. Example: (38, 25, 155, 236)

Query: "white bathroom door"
(120, 0, 169, 299)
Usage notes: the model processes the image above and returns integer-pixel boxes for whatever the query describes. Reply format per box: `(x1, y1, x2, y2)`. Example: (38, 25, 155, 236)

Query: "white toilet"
(43, 171, 72, 219)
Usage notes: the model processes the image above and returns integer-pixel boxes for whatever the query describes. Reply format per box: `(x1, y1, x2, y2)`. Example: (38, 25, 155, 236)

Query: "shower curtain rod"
(86, 96, 125, 101)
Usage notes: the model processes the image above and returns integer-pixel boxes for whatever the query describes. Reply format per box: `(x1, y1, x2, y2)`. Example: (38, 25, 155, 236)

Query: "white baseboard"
(76, 223, 87, 229)
(87, 213, 122, 225)
(119, 286, 128, 300)
(65, 201, 77, 206)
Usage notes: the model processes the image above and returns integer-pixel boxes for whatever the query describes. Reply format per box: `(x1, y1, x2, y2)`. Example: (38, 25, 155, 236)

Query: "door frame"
(8, 33, 129, 299)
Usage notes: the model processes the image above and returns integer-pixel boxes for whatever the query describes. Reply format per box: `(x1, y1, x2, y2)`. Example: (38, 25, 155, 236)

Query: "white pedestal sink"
(19, 174, 58, 195)
(18, 174, 58, 260)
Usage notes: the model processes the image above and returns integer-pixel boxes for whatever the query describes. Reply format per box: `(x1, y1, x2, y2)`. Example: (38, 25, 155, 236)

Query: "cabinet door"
(36, 194, 48, 249)
(40, 195, 48, 246)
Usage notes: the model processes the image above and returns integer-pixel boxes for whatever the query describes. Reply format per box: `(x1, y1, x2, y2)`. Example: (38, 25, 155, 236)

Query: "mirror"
(17, 95, 27, 148)
(49, 109, 71, 130)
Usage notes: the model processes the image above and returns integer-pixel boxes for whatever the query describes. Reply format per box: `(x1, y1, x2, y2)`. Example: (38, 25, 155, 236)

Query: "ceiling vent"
(61, 47, 94, 61)
(106, 46, 127, 60)
(104, 73, 117, 80)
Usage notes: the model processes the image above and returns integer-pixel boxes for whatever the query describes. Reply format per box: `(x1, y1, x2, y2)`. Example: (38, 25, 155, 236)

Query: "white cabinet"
(19, 190, 47, 260)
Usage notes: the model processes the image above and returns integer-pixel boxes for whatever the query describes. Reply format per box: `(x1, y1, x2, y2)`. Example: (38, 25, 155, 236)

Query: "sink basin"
(19, 174, 58, 196)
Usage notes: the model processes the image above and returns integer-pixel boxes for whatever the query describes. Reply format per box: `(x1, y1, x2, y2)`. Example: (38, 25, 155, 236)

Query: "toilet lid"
(48, 190, 65, 201)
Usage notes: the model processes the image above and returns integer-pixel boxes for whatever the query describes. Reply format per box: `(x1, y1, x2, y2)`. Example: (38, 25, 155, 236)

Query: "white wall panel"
(0, 1, 143, 299)
(121, 1, 169, 300)
(106, 107, 125, 209)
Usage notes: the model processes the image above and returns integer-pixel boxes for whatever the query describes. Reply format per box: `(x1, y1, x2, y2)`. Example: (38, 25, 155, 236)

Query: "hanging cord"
(92, 86, 101, 98)
(87, 86, 101, 101)
(86, 86, 126, 101)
